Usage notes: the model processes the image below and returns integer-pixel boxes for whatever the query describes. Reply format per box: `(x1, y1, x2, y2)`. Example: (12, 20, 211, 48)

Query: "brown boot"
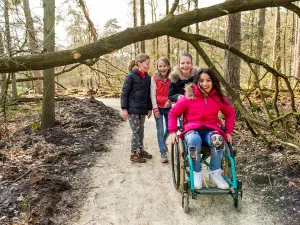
(130, 152, 146, 163)
(138, 147, 153, 159)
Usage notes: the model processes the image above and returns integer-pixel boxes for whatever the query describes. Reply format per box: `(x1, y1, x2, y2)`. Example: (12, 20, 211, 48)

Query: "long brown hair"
(128, 53, 150, 71)
(156, 56, 171, 77)
(194, 68, 226, 104)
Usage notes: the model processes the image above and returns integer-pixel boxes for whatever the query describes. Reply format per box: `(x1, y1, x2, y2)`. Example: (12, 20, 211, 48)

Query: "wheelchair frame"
(170, 119, 243, 213)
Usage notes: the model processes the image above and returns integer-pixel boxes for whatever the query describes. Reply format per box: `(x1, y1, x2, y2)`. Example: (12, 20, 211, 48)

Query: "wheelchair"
(170, 118, 243, 213)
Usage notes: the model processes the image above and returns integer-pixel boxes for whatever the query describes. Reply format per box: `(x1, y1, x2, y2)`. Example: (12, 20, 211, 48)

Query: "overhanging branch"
(0, 0, 298, 73)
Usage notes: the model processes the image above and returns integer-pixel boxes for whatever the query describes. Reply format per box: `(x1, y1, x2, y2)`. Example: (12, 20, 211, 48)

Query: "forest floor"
(0, 93, 299, 224)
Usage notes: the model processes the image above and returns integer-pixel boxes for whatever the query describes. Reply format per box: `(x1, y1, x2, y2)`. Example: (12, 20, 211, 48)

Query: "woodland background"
(0, 0, 299, 224)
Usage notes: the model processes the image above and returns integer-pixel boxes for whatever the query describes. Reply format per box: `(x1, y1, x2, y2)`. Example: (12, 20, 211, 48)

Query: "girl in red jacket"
(151, 57, 172, 163)
(168, 68, 235, 189)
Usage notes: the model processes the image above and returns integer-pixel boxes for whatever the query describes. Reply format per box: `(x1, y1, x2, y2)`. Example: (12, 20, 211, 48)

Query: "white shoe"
(209, 169, 229, 189)
(193, 171, 202, 189)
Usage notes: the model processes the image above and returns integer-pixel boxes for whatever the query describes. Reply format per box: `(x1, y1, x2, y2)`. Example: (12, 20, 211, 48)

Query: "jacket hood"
(184, 83, 217, 99)
(169, 66, 200, 83)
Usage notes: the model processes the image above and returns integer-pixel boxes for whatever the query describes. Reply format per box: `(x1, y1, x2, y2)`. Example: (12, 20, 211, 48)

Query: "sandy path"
(65, 98, 281, 225)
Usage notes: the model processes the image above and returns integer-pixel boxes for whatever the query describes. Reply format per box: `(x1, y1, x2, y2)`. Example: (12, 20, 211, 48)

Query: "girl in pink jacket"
(168, 68, 235, 190)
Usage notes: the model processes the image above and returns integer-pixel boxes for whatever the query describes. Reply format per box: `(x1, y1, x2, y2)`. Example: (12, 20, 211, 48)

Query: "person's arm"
(168, 98, 188, 134)
(120, 74, 133, 120)
(150, 76, 160, 118)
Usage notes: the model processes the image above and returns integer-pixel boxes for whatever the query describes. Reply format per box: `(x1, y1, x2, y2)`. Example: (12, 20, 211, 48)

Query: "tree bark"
(224, 0, 241, 94)
(133, 0, 139, 55)
(253, 8, 265, 86)
(140, 0, 146, 53)
(4, 0, 17, 100)
(78, 0, 97, 42)
(270, 7, 281, 88)
(0, 32, 6, 98)
(0, 0, 299, 73)
(23, 0, 42, 93)
(41, 0, 55, 129)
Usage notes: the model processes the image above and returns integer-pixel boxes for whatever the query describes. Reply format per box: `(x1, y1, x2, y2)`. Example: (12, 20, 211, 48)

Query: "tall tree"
(294, 4, 300, 82)
(133, 0, 139, 55)
(166, 0, 170, 60)
(253, 8, 265, 86)
(270, 7, 281, 89)
(140, 0, 145, 53)
(41, 0, 55, 129)
(23, 0, 42, 93)
(224, 1, 241, 94)
(194, 0, 200, 66)
(0, 32, 6, 98)
(4, 0, 17, 100)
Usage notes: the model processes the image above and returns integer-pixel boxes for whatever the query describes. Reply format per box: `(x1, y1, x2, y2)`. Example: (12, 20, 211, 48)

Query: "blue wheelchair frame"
(171, 117, 243, 212)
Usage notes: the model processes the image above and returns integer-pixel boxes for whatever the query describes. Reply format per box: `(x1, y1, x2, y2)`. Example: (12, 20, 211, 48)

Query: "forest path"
(66, 98, 280, 225)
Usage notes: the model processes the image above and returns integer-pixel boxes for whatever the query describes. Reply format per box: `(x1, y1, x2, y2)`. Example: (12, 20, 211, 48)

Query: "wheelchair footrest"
(195, 187, 232, 195)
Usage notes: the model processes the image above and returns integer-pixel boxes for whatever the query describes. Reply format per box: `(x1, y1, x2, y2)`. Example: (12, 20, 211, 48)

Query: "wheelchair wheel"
(171, 142, 181, 190)
(234, 194, 242, 212)
(222, 143, 232, 180)
(182, 192, 189, 213)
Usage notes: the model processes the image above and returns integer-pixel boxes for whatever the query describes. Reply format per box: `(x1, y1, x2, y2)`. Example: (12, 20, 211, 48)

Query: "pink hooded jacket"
(168, 84, 235, 141)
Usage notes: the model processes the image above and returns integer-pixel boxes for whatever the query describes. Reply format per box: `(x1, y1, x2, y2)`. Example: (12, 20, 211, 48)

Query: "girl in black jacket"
(121, 53, 153, 163)
(168, 51, 200, 103)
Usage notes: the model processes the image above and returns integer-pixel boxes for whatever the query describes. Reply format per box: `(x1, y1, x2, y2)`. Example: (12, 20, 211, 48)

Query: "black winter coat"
(121, 69, 152, 115)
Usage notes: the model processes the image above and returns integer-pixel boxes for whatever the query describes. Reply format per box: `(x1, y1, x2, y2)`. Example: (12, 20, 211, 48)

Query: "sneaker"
(209, 169, 229, 189)
(161, 152, 168, 163)
(130, 152, 146, 163)
(194, 171, 202, 189)
(138, 147, 153, 159)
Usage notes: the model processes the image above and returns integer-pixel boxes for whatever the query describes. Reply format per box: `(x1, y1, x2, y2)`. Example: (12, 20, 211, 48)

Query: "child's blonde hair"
(128, 53, 150, 71)
(156, 56, 171, 77)
(178, 51, 193, 63)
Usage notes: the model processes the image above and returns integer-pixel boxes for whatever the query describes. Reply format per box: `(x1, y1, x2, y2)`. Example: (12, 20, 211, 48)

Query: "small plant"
(20, 198, 30, 212)
(30, 122, 40, 133)
(250, 101, 261, 112)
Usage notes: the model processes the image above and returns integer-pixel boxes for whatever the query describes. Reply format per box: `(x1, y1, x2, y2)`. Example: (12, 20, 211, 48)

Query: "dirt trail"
(62, 98, 281, 225)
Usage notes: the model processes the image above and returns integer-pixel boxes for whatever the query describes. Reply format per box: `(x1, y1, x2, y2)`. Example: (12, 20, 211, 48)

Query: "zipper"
(204, 97, 207, 106)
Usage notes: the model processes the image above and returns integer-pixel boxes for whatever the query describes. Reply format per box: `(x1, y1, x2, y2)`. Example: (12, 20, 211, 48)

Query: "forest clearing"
(1, 0, 300, 224)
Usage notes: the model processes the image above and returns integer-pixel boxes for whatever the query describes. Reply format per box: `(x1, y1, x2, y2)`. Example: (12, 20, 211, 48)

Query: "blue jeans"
(154, 108, 170, 152)
(184, 130, 225, 172)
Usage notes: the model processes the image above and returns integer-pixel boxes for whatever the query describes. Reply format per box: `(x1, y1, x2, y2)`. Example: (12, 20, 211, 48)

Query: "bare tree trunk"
(78, 0, 97, 42)
(253, 8, 265, 86)
(270, 7, 281, 88)
(195, 0, 200, 66)
(4, 0, 17, 101)
(224, 2, 241, 94)
(140, 0, 145, 53)
(23, 0, 42, 93)
(133, 0, 139, 55)
(166, 0, 170, 60)
(41, 0, 55, 129)
(294, 4, 300, 83)
(186, 0, 190, 52)
(0, 32, 6, 98)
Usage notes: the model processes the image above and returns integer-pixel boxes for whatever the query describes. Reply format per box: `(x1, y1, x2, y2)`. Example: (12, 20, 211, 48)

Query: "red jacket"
(168, 84, 235, 140)
(151, 74, 171, 109)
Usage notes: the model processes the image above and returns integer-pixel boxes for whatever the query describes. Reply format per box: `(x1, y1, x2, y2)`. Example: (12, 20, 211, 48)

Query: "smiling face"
(157, 60, 170, 77)
(198, 73, 213, 94)
(138, 59, 150, 73)
(179, 56, 192, 77)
